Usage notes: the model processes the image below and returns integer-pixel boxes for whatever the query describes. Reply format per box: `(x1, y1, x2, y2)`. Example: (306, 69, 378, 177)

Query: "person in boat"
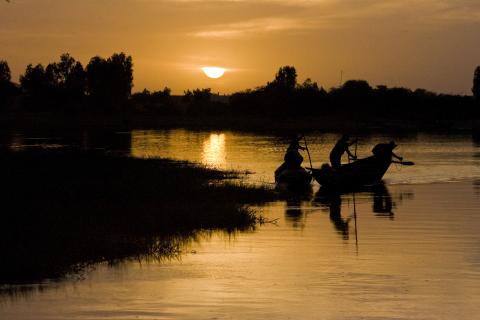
(284, 135, 306, 168)
(275, 135, 306, 180)
(275, 135, 313, 187)
(372, 141, 403, 161)
(329, 134, 358, 169)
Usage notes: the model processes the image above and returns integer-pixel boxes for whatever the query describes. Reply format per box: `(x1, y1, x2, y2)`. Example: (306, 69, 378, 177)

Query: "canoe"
(311, 155, 391, 190)
(275, 164, 312, 190)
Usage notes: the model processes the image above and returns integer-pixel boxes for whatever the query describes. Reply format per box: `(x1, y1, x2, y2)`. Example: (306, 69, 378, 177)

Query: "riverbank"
(0, 112, 478, 134)
(0, 149, 278, 284)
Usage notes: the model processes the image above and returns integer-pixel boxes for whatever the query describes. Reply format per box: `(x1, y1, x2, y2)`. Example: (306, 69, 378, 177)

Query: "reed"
(0, 149, 277, 284)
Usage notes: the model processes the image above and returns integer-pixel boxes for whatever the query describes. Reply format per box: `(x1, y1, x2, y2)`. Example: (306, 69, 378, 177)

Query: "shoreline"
(0, 112, 478, 134)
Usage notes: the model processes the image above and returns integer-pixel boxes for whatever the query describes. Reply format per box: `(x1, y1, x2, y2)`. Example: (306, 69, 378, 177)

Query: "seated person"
(372, 141, 403, 161)
(284, 135, 306, 167)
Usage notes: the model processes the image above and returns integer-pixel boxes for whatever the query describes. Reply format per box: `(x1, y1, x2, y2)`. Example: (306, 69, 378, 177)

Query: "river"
(1, 129, 480, 319)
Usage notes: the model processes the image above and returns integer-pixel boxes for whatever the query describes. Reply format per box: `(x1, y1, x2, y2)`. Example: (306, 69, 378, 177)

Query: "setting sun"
(202, 67, 226, 79)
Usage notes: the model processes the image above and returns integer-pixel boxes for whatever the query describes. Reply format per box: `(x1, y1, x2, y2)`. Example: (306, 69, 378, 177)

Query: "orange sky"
(1, 0, 480, 94)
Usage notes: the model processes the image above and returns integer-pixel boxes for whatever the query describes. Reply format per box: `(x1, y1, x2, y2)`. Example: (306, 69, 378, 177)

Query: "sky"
(1, 0, 480, 95)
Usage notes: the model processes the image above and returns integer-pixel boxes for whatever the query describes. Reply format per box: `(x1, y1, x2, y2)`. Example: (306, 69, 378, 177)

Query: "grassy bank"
(0, 149, 277, 284)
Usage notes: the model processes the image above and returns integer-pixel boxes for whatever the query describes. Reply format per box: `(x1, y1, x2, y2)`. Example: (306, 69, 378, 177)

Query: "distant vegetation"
(0, 53, 132, 113)
(0, 54, 479, 130)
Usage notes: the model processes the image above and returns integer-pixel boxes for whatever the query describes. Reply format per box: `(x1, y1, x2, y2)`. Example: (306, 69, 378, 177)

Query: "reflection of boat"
(315, 182, 396, 217)
(282, 190, 313, 229)
(311, 155, 391, 189)
(371, 183, 394, 217)
(313, 189, 351, 240)
(274, 165, 312, 190)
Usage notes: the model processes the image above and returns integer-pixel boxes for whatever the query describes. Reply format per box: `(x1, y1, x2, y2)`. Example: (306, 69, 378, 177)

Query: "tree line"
(0, 54, 479, 122)
(0, 53, 132, 112)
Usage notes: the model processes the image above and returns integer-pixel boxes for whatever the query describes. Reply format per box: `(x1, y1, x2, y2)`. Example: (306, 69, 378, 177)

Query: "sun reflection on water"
(202, 133, 226, 168)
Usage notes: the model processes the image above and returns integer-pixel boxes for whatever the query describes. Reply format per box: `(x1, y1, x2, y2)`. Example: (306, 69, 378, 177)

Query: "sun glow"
(202, 67, 226, 79)
(202, 134, 226, 168)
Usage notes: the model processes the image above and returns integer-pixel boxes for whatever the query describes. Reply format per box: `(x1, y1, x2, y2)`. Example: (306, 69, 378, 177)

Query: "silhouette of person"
(372, 184, 394, 218)
(314, 190, 350, 240)
(372, 141, 403, 161)
(284, 135, 306, 168)
(328, 193, 350, 240)
(329, 134, 357, 169)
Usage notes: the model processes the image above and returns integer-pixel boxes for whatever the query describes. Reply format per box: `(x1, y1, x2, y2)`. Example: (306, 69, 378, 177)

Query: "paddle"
(392, 160, 415, 166)
(302, 134, 313, 170)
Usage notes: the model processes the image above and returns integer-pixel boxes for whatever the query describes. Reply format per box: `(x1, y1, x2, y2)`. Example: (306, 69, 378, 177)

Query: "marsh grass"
(0, 149, 277, 284)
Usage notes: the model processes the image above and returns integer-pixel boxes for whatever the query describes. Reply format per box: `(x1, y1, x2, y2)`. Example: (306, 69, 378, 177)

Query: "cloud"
(174, 0, 480, 21)
(192, 17, 320, 38)
(189, 0, 480, 40)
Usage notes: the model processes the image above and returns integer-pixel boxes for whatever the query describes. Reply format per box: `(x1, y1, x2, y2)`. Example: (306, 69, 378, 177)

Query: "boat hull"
(311, 155, 391, 190)
(275, 165, 312, 190)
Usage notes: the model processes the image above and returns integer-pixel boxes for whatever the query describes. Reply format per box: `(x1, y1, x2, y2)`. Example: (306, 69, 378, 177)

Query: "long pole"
(353, 191, 359, 255)
(349, 137, 358, 163)
(303, 135, 313, 169)
(353, 138, 358, 161)
(355, 138, 358, 157)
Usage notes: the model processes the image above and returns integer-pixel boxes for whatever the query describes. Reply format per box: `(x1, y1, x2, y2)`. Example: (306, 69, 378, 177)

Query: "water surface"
(1, 130, 480, 319)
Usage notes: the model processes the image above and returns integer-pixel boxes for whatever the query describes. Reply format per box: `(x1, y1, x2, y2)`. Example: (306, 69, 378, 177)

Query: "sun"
(202, 67, 226, 79)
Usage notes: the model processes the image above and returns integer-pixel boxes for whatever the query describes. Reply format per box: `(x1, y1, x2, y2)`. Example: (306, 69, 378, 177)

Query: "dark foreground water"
(1, 130, 480, 319)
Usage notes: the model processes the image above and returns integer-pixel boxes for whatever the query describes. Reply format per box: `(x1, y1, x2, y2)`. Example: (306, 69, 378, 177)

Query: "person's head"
(341, 134, 350, 141)
(389, 140, 398, 149)
(291, 134, 302, 142)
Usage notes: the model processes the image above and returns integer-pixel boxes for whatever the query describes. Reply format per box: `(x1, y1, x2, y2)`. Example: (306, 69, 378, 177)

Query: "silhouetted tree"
(109, 52, 133, 99)
(326, 79, 373, 118)
(16, 54, 87, 111)
(132, 87, 175, 114)
(20, 64, 49, 96)
(296, 78, 327, 115)
(192, 88, 212, 103)
(340, 80, 372, 96)
(46, 53, 86, 102)
(86, 53, 133, 110)
(268, 66, 297, 90)
(473, 66, 480, 100)
(19, 63, 58, 109)
(231, 67, 328, 116)
(299, 78, 318, 91)
(0, 60, 11, 82)
(0, 60, 19, 110)
(86, 57, 106, 99)
(184, 88, 213, 115)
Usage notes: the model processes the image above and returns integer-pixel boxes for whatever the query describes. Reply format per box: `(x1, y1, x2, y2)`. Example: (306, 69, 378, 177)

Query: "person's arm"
(347, 139, 358, 146)
(346, 147, 357, 159)
(392, 152, 403, 161)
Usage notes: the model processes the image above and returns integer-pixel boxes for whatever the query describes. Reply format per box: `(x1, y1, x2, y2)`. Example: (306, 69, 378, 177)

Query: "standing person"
(329, 134, 358, 169)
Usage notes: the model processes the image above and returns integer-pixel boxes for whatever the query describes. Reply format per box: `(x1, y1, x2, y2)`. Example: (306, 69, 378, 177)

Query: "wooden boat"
(310, 155, 392, 190)
(275, 164, 312, 190)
